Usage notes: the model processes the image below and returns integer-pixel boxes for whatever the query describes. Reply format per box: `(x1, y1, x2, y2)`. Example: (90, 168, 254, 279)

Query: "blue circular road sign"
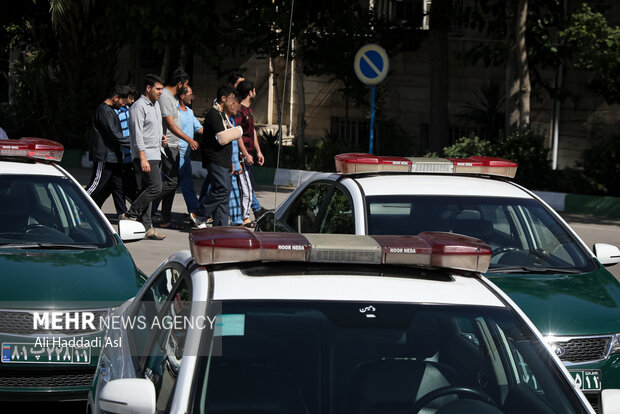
(354, 44, 389, 85)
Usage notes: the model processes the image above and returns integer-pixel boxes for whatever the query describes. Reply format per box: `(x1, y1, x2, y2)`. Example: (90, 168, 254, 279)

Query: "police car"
(0, 138, 146, 400)
(89, 227, 611, 413)
(256, 153, 620, 412)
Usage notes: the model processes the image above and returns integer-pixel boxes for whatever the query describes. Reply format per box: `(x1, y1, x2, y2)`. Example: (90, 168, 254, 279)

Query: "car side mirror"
(98, 378, 156, 414)
(118, 220, 146, 242)
(593, 243, 620, 267)
(255, 211, 275, 232)
(602, 389, 620, 414)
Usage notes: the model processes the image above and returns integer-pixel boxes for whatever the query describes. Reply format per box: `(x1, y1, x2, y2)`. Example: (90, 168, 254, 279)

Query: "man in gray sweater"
(126, 74, 167, 240)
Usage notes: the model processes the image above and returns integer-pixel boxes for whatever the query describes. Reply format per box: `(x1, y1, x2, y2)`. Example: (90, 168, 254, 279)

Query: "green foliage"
(442, 128, 551, 189)
(456, 80, 505, 141)
(580, 134, 620, 196)
(497, 128, 551, 189)
(4, 0, 128, 149)
(442, 136, 494, 158)
(561, 3, 620, 104)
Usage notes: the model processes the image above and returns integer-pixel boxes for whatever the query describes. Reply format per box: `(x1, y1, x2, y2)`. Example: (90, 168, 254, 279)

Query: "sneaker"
(145, 227, 166, 240)
(189, 212, 207, 229)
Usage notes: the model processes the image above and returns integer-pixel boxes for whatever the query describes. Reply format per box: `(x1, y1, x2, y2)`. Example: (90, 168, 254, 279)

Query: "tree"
(5, 0, 127, 148)
(228, 0, 423, 155)
(429, 0, 451, 153)
(561, 3, 620, 105)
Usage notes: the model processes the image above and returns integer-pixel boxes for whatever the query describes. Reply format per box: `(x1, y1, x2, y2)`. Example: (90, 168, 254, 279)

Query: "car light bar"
(0, 137, 64, 162)
(190, 228, 491, 273)
(335, 153, 517, 178)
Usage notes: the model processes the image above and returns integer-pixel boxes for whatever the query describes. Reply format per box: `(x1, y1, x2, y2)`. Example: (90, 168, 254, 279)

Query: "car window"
(0, 174, 112, 247)
(319, 187, 354, 234)
(130, 265, 184, 362)
(285, 182, 332, 232)
(194, 301, 586, 414)
(144, 277, 191, 412)
(366, 195, 596, 273)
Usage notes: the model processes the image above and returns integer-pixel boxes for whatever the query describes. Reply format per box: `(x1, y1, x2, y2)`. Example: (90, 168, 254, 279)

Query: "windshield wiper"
(0, 243, 97, 250)
(487, 266, 581, 274)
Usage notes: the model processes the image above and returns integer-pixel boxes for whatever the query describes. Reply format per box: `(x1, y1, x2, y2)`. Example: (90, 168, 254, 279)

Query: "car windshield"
(366, 195, 596, 273)
(194, 301, 586, 414)
(0, 174, 114, 248)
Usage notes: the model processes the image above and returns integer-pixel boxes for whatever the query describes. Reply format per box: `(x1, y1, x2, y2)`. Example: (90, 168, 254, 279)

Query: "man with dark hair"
(126, 74, 167, 240)
(86, 85, 130, 217)
(154, 68, 199, 228)
(227, 71, 245, 88)
(234, 80, 266, 225)
(178, 85, 203, 217)
(192, 85, 242, 227)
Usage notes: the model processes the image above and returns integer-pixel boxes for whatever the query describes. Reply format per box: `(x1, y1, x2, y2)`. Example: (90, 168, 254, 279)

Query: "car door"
(126, 262, 192, 411)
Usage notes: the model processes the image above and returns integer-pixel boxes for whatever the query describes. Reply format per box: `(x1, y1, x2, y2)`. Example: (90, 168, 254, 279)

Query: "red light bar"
(418, 232, 491, 272)
(334, 153, 517, 178)
(372, 235, 432, 265)
(335, 153, 411, 174)
(190, 228, 491, 273)
(0, 138, 64, 162)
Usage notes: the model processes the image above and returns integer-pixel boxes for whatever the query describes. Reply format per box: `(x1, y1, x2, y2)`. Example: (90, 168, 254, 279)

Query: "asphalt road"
(70, 167, 620, 281)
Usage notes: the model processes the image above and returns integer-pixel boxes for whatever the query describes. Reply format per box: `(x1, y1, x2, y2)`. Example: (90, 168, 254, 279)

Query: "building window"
(330, 117, 370, 146)
(375, 0, 425, 29)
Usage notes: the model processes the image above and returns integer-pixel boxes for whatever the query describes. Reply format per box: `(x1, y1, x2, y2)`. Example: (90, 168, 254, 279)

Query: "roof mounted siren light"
(334, 153, 517, 178)
(0, 138, 64, 162)
(189, 227, 492, 273)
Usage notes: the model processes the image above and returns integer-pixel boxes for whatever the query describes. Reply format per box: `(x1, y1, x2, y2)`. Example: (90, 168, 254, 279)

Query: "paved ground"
(67, 167, 294, 275)
(68, 167, 620, 281)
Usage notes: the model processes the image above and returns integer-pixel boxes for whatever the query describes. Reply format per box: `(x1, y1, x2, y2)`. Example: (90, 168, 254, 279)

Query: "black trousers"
(154, 145, 180, 222)
(86, 161, 126, 215)
(128, 159, 163, 229)
(196, 163, 232, 226)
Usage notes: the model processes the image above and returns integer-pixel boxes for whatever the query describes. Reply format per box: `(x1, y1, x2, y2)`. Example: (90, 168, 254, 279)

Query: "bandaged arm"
(215, 126, 243, 146)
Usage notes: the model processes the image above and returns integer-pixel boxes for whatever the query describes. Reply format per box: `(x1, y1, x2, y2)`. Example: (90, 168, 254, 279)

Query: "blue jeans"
(179, 153, 199, 213)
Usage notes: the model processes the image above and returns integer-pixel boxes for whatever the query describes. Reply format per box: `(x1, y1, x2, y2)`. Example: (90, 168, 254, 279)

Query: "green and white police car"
(256, 153, 620, 412)
(0, 138, 146, 400)
(90, 227, 609, 413)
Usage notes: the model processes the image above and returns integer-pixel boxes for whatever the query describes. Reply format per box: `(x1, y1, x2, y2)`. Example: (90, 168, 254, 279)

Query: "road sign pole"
(369, 85, 376, 154)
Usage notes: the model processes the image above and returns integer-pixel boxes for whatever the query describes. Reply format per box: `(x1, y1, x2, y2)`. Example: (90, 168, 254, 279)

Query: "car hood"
(488, 267, 620, 336)
(0, 244, 141, 307)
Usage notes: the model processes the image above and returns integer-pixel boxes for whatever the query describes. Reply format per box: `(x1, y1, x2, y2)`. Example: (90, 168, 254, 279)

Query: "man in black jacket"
(86, 85, 131, 217)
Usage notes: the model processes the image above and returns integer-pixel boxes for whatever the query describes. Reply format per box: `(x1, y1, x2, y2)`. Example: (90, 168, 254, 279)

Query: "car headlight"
(610, 334, 620, 355)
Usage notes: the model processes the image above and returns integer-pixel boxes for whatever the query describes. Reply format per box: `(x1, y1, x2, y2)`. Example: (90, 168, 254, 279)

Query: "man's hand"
(188, 138, 199, 151)
(256, 151, 265, 166)
(244, 153, 254, 166)
(161, 134, 168, 147)
(141, 158, 150, 173)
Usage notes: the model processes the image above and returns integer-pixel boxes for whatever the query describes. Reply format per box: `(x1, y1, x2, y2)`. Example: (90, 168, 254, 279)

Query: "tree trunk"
(160, 44, 172, 81)
(505, 0, 520, 134)
(295, 58, 306, 157)
(516, 0, 530, 126)
(428, 0, 450, 153)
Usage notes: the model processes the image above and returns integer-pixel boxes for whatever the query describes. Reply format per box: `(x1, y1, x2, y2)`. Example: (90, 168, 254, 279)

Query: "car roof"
(0, 159, 65, 177)
(349, 174, 532, 198)
(209, 268, 505, 307)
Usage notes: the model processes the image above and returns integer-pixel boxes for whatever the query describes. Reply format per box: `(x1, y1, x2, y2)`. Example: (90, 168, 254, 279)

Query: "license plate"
(569, 370, 601, 391)
(1, 342, 91, 364)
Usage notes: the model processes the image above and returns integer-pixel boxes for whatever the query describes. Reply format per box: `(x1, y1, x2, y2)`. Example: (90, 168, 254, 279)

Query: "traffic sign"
(354, 44, 389, 85)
